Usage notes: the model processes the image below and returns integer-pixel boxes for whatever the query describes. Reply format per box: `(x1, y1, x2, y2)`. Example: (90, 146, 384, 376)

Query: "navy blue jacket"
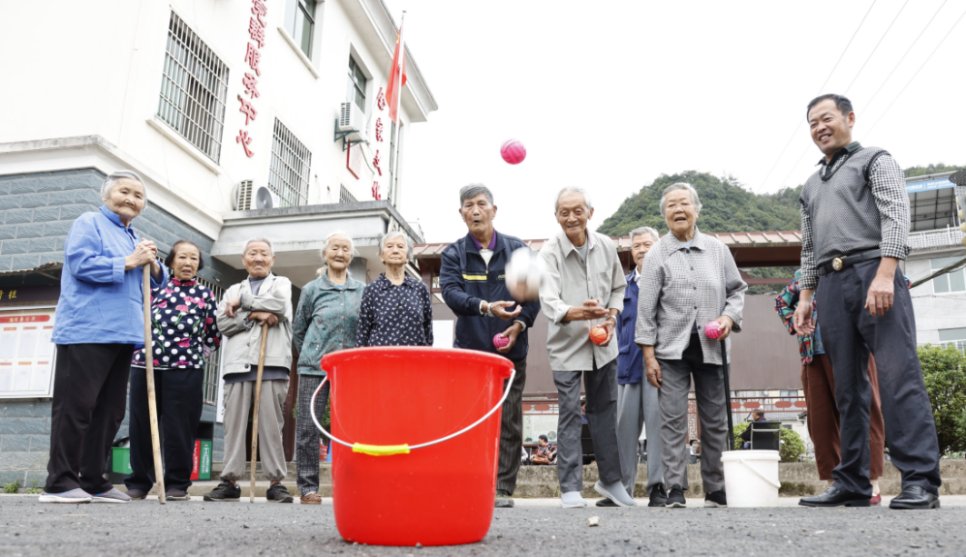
(617, 270, 643, 385)
(440, 231, 540, 362)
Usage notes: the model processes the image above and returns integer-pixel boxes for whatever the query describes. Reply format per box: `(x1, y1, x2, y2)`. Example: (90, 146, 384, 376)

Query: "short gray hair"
(317, 231, 355, 276)
(101, 170, 146, 201)
(243, 238, 273, 255)
(380, 230, 413, 259)
(629, 226, 660, 242)
(459, 184, 494, 206)
(555, 187, 593, 211)
(659, 182, 702, 217)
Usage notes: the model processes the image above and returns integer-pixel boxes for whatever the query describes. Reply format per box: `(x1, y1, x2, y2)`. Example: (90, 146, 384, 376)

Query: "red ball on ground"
(500, 139, 526, 165)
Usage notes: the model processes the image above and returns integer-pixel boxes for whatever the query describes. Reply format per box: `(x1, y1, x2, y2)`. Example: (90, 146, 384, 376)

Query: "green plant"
(731, 422, 804, 462)
(918, 345, 966, 454)
(3, 481, 20, 494)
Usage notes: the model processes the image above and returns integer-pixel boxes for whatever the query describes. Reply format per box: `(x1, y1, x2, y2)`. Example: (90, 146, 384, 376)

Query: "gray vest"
(800, 146, 890, 266)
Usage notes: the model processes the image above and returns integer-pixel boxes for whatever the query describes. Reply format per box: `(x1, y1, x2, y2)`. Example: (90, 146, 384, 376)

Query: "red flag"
(385, 21, 407, 123)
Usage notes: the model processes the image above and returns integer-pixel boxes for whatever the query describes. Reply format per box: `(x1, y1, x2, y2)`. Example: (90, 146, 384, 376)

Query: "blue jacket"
(617, 269, 643, 385)
(53, 206, 167, 345)
(440, 231, 540, 362)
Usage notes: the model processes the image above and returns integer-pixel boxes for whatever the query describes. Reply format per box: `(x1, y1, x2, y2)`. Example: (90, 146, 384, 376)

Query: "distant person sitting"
(740, 410, 767, 449)
(531, 435, 556, 465)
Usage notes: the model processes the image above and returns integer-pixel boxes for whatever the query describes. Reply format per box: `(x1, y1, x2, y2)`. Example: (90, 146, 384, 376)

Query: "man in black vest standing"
(440, 184, 540, 508)
(795, 94, 941, 509)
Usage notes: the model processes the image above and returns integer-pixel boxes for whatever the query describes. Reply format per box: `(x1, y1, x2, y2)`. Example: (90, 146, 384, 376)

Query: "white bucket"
(721, 450, 781, 507)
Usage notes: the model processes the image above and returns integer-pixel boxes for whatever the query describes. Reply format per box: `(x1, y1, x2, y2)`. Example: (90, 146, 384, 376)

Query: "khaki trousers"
(220, 379, 289, 482)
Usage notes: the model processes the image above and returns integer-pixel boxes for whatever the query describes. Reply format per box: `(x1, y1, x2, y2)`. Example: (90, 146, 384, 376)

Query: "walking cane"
(249, 322, 270, 503)
(142, 266, 166, 504)
(720, 339, 735, 447)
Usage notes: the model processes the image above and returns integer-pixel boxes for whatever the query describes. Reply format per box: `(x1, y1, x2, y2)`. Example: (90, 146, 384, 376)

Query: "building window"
(938, 327, 966, 354)
(268, 119, 311, 207)
(157, 12, 229, 163)
(931, 257, 966, 293)
(347, 56, 368, 111)
(286, 0, 316, 59)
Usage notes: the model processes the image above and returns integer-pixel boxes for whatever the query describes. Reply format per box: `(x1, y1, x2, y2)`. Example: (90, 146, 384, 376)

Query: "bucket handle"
(734, 456, 782, 489)
(310, 368, 516, 457)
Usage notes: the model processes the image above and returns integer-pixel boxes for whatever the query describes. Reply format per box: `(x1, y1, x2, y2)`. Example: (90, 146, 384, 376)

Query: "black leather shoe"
(889, 486, 940, 510)
(799, 486, 870, 507)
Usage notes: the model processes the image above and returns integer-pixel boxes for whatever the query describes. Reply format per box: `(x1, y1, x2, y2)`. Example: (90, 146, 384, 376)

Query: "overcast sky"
(385, 0, 966, 243)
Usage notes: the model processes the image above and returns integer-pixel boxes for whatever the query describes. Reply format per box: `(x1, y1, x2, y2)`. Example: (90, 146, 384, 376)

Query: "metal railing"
(908, 227, 964, 251)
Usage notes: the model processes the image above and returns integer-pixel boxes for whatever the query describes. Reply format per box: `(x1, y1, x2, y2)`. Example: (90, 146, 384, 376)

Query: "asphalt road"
(1, 495, 964, 556)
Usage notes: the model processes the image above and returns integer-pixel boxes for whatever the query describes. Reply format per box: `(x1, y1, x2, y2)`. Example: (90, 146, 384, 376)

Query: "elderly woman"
(356, 231, 433, 347)
(124, 240, 221, 501)
(635, 182, 746, 509)
(41, 171, 167, 504)
(292, 231, 364, 505)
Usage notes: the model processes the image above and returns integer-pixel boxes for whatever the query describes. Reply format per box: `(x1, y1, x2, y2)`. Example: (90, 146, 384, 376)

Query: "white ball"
(505, 247, 545, 302)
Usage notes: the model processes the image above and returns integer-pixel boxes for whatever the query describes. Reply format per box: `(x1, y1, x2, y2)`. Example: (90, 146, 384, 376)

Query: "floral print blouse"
(132, 277, 221, 369)
(356, 274, 433, 347)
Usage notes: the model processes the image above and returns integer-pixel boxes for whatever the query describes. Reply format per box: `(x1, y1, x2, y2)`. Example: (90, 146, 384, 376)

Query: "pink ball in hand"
(492, 334, 510, 349)
(704, 321, 721, 340)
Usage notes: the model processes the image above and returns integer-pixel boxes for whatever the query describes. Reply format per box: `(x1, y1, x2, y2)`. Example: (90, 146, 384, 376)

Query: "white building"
(0, 0, 437, 486)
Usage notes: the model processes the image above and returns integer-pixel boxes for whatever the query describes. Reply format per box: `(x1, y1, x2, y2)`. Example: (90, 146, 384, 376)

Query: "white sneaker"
(38, 488, 92, 504)
(594, 480, 636, 507)
(91, 487, 132, 503)
(560, 490, 588, 508)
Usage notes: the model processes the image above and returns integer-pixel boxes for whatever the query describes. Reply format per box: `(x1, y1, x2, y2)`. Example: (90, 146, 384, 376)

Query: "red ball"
(492, 334, 510, 349)
(589, 326, 608, 345)
(500, 139, 526, 165)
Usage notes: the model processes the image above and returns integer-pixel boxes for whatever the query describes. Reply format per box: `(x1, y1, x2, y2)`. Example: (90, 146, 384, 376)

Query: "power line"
(861, 0, 948, 111)
(844, 0, 910, 94)
(867, 4, 966, 135)
(757, 0, 878, 191)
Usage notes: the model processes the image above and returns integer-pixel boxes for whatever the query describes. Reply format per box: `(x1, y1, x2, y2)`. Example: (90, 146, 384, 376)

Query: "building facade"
(0, 0, 436, 487)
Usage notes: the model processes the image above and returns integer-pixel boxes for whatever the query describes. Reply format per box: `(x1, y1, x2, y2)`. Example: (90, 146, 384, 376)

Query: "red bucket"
(316, 347, 514, 546)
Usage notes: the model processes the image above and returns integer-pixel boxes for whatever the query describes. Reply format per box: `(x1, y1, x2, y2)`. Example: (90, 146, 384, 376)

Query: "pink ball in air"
(493, 334, 510, 349)
(500, 139, 526, 165)
(704, 321, 721, 340)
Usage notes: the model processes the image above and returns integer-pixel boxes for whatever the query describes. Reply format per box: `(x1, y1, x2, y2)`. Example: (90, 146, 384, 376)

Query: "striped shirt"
(799, 142, 909, 291)
(634, 229, 746, 365)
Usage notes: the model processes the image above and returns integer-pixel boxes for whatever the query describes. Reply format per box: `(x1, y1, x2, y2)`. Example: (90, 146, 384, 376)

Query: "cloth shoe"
(266, 483, 294, 503)
(560, 491, 588, 508)
(594, 480, 636, 507)
(665, 485, 686, 508)
(203, 481, 241, 502)
(165, 489, 191, 501)
(648, 484, 668, 507)
(38, 488, 92, 504)
(595, 497, 618, 507)
(300, 492, 322, 505)
(869, 494, 882, 506)
(91, 487, 132, 503)
(125, 488, 148, 500)
(704, 489, 727, 508)
(495, 490, 514, 508)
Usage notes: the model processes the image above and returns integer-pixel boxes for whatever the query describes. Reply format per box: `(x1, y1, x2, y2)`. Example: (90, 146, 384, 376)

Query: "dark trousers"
(816, 259, 941, 495)
(45, 344, 133, 494)
(496, 358, 526, 495)
(295, 374, 329, 496)
(553, 359, 621, 492)
(802, 355, 885, 480)
(125, 366, 204, 493)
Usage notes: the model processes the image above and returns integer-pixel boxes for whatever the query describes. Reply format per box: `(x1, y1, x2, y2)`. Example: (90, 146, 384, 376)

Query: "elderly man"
(440, 184, 540, 508)
(538, 187, 635, 508)
(636, 182, 746, 509)
(600, 226, 666, 508)
(204, 239, 294, 503)
(795, 94, 941, 509)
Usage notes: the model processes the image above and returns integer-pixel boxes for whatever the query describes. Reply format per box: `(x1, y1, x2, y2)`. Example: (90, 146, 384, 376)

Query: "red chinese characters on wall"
(236, 0, 268, 158)
(370, 87, 387, 200)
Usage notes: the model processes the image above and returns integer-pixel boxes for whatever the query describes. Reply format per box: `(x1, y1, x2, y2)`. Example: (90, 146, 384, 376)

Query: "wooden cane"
(142, 265, 166, 504)
(250, 322, 270, 503)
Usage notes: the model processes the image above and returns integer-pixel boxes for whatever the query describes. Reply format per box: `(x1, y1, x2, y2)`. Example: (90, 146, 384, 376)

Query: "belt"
(818, 249, 881, 275)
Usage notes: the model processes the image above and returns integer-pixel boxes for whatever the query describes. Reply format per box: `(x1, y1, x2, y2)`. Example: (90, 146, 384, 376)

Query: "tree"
(732, 422, 805, 463)
(918, 345, 966, 455)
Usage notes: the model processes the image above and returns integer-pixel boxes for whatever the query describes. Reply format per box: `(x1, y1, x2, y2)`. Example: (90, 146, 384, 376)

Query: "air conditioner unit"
(232, 181, 279, 211)
(338, 102, 363, 133)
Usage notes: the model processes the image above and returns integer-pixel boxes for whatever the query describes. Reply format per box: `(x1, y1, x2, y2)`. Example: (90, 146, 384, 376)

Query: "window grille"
(157, 12, 229, 163)
(339, 185, 358, 204)
(268, 119, 312, 207)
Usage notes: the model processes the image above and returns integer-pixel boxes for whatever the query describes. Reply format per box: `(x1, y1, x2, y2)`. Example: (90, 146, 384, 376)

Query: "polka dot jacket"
(132, 277, 222, 369)
(356, 274, 434, 347)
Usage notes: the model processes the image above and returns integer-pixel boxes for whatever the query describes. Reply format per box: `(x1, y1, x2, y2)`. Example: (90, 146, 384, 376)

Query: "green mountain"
(597, 170, 801, 237)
